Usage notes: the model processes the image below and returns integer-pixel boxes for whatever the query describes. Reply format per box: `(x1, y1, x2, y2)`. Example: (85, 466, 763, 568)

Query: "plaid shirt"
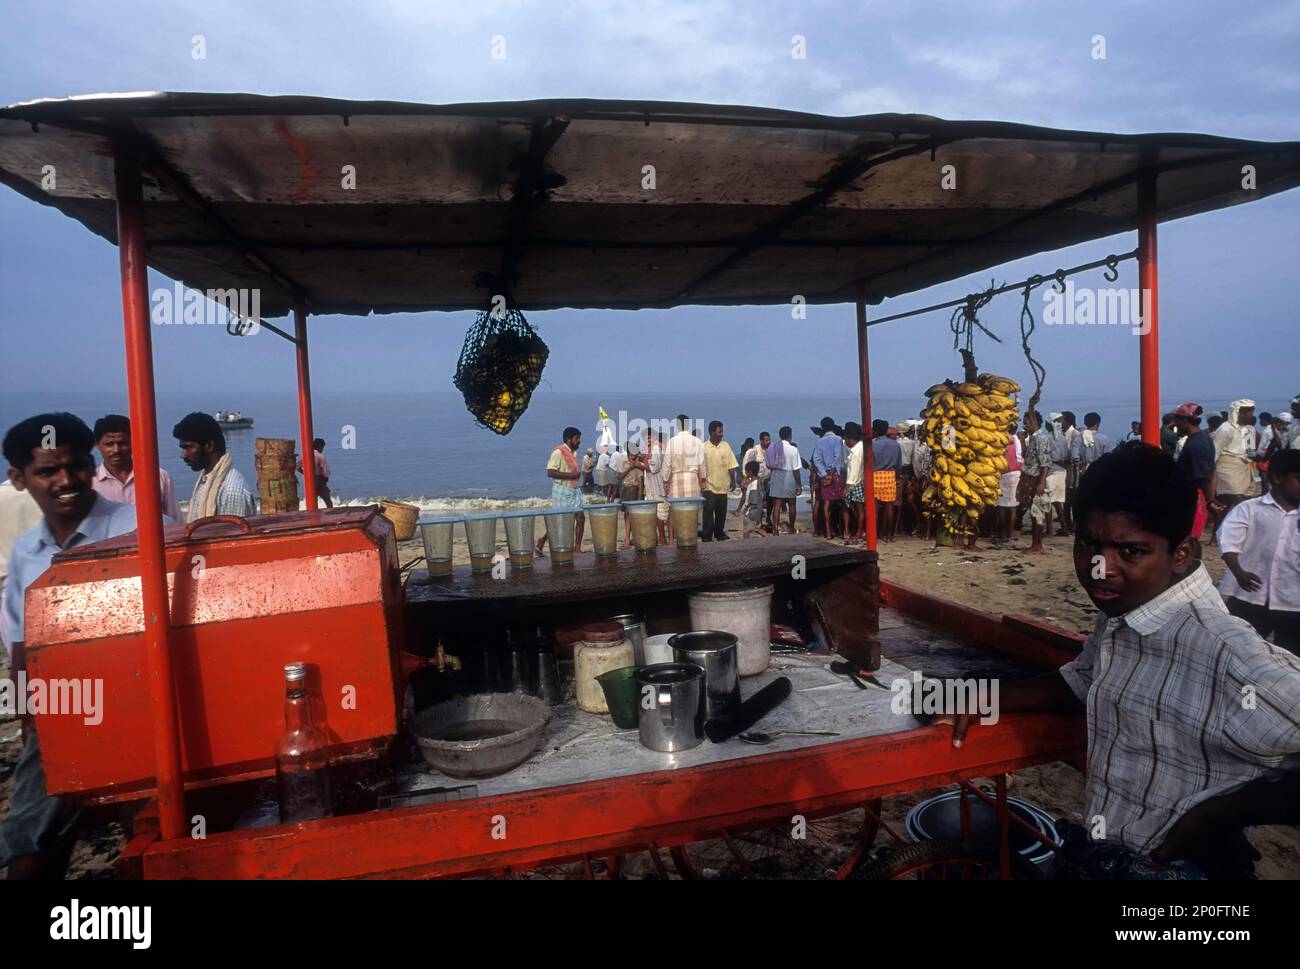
(1059, 563, 1300, 853)
(190, 467, 256, 520)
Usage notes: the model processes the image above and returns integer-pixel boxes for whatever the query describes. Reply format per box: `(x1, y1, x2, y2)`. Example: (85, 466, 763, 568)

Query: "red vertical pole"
(1137, 167, 1160, 447)
(856, 288, 877, 550)
(114, 142, 186, 841)
(294, 301, 319, 511)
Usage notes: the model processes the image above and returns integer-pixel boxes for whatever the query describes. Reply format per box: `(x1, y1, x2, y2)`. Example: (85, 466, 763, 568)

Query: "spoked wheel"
(674, 803, 881, 880)
(852, 838, 1043, 880)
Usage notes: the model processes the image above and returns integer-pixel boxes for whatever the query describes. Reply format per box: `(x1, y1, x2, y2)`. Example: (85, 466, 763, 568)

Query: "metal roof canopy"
(2, 92, 1299, 318)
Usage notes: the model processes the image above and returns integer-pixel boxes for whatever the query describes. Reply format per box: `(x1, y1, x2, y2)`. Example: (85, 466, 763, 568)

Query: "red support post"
(1137, 167, 1160, 447)
(294, 302, 319, 510)
(856, 289, 877, 550)
(113, 141, 186, 841)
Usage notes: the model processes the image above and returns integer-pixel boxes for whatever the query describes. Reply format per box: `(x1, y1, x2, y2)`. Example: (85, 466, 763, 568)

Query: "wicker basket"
(378, 500, 421, 540)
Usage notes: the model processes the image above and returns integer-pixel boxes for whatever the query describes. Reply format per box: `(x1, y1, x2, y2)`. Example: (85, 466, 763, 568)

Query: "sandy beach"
(5, 505, 1295, 879)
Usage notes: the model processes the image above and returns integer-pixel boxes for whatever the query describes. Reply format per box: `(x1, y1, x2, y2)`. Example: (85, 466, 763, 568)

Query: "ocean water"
(0, 389, 1163, 511)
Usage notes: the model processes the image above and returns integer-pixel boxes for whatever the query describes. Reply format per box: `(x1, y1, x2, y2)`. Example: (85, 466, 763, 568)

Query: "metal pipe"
(1138, 168, 1161, 446)
(113, 141, 187, 841)
(866, 250, 1137, 328)
(856, 288, 877, 550)
(294, 302, 319, 510)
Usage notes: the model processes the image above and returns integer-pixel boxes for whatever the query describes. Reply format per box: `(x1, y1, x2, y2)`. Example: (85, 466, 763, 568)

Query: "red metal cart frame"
(109, 137, 1149, 869)
(7, 94, 1289, 878)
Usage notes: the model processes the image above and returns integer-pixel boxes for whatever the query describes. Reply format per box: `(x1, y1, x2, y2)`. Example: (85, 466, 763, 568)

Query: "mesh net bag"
(453, 306, 550, 435)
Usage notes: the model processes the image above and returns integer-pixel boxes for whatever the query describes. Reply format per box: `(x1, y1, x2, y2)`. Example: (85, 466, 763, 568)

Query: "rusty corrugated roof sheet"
(2, 92, 1297, 317)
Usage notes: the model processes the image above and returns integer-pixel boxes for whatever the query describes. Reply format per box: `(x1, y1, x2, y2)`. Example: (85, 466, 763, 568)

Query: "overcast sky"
(1, 1, 1297, 411)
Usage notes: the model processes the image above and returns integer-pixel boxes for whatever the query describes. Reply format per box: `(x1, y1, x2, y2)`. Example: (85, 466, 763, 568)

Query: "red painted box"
(23, 507, 405, 800)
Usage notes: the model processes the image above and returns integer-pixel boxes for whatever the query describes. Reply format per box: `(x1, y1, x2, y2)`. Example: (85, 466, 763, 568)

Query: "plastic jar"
(575, 622, 634, 714)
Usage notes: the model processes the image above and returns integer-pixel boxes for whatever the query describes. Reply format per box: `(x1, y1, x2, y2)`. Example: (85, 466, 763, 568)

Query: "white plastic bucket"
(688, 583, 774, 676)
(641, 634, 676, 666)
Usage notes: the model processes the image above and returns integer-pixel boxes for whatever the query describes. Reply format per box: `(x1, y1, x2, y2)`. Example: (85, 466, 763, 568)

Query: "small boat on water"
(214, 410, 254, 430)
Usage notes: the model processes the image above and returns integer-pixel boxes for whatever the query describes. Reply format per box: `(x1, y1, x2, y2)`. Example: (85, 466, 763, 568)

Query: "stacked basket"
(254, 438, 299, 513)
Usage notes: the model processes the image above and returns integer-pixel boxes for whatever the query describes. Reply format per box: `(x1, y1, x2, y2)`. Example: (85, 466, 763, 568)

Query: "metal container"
(634, 663, 705, 752)
(410, 693, 551, 778)
(904, 790, 1059, 872)
(669, 630, 741, 720)
(608, 613, 646, 664)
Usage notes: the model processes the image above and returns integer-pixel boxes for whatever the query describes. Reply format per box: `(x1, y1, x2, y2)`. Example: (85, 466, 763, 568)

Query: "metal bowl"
(904, 790, 1058, 869)
(410, 693, 552, 778)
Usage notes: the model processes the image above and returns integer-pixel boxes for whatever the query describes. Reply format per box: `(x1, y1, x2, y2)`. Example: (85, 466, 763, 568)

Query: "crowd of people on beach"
(540, 397, 1300, 555)
(542, 395, 1299, 654)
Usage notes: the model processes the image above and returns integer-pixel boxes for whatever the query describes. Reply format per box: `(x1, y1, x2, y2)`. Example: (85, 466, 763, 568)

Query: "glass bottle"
(275, 662, 333, 823)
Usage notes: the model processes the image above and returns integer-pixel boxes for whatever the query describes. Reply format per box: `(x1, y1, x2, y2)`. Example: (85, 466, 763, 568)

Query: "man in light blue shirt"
(810, 417, 846, 539)
(3, 413, 144, 879)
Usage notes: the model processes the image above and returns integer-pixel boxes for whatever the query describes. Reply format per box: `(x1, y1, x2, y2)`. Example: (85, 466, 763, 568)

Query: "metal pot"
(634, 663, 705, 752)
(904, 790, 1059, 872)
(668, 630, 741, 720)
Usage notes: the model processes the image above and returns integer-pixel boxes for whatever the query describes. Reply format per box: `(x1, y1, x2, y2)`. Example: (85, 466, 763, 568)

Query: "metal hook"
(1103, 256, 1120, 283)
(1053, 270, 1068, 294)
(225, 315, 255, 337)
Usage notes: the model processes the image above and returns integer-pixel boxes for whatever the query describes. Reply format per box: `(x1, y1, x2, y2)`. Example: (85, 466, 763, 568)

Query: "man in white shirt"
(643, 433, 669, 543)
(1217, 449, 1300, 653)
(843, 422, 866, 543)
(743, 432, 771, 531)
(661, 414, 705, 499)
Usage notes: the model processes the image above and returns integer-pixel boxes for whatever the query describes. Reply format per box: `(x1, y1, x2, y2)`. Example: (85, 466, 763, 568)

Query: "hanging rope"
(947, 279, 1003, 355)
(1018, 276, 1049, 414)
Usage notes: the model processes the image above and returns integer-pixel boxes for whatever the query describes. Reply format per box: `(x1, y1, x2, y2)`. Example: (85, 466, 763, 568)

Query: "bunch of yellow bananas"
(919, 373, 1021, 535)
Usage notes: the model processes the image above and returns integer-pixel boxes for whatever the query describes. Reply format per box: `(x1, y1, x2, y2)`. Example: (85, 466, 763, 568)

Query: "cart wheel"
(852, 838, 1043, 880)
(678, 806, 877, 880)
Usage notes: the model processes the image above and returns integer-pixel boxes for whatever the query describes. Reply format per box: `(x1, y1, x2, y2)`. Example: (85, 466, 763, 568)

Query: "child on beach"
(733, 460, 766, 539)
(951, 443, 1300, 879)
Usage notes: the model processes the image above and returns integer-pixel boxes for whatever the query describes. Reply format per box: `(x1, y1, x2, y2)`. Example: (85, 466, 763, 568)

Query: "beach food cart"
(1, 94, 1296, 879)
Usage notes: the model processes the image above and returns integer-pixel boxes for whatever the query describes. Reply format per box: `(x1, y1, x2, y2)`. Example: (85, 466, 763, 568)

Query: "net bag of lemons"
(454, 306, 550, 435)
(921, 373, 1020, 537)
